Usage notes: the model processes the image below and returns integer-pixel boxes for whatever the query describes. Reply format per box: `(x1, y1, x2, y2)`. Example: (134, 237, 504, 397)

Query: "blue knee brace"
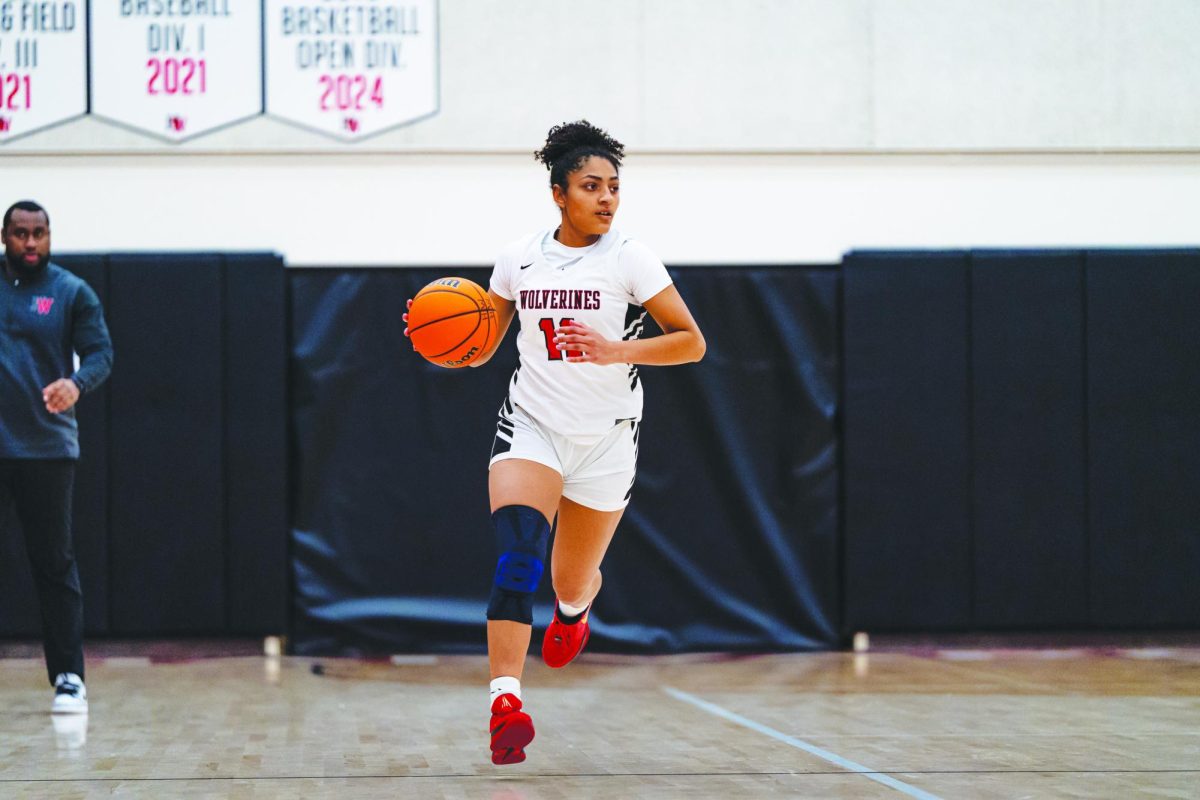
(487, 505, 551, 624)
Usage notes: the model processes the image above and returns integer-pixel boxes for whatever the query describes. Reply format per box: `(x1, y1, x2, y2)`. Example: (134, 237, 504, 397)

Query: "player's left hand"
(555, 321, 625, 365)
(43, 378, 80, 414)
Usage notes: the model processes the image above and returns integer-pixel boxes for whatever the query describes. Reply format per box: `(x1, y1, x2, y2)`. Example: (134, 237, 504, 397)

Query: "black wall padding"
(223, 254, 289, 633)
(58, 255, 113, 635)
(608, 268, 840, 652)
(288, 266, 841, 655)
(843, 252, 971, 631)
(2, 251, 293, 640)
(290, 269, 511, 654)
(10, 247, 1198, 644)
(970, 251, 1087, 627)
(1087, 250, 1200, 627)
(107, 255, 226, 632)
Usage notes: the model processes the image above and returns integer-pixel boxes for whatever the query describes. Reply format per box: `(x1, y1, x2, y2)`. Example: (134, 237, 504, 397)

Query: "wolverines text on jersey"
(489, 229, 672, 438)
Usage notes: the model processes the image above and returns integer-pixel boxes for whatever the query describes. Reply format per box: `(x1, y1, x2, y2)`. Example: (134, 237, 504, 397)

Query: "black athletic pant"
(0, 459, 84, 685)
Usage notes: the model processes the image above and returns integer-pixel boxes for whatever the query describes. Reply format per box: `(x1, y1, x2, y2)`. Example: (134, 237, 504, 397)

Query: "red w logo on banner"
(344, 117, 360, 133)
(0, 117, 10, 133)
(32, 296, 55, 315)
(168, 116, 186, 132)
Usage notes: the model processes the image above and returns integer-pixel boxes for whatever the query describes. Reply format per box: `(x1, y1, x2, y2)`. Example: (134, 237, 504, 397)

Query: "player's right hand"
(403, 298, 412, 339)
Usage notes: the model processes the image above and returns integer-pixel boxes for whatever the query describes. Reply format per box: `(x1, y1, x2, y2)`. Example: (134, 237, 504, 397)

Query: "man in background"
(0, 200, 112, 713)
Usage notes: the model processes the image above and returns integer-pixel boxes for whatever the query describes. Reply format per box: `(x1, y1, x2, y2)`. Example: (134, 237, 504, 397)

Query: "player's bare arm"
(469, 291, 517, 367)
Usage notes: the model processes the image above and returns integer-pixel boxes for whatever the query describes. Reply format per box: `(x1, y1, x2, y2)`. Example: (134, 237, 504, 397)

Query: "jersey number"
(538, 317, 582, 360)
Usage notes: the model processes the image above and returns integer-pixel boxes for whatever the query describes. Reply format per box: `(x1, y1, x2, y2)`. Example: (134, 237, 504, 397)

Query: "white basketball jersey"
(489, 228, 673, 438)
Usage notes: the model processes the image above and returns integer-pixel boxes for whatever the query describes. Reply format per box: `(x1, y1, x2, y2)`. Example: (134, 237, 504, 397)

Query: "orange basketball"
(408, 277, 498, 368)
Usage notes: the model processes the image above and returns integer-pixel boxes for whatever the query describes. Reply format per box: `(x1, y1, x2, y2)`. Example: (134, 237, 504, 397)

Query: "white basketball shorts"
(489, 399, 640, 512)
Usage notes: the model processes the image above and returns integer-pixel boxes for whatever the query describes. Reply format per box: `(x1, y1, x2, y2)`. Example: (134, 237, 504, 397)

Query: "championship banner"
(89, 0, 262, 142)
(264, 0, 438, 141)
(0, 0, 86, 142)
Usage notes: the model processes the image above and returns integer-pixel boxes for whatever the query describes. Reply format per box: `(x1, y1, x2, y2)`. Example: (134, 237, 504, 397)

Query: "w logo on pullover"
(30, 296, 54, 316)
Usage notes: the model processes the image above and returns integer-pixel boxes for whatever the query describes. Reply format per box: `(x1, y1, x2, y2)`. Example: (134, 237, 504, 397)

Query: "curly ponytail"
(534, 120, 625, 189)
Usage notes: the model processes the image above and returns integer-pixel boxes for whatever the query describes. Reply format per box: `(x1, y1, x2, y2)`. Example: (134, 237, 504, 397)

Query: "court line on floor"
(662, 686, 944, 800)
(4, 770, 1198, 784)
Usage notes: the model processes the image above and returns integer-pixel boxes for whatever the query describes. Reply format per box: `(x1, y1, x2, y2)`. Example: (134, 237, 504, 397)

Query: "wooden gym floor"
(1, 637, 1197, 799)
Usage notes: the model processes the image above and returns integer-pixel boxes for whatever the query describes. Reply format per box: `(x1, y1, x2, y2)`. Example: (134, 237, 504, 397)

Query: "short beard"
(6, 253, 48, 277)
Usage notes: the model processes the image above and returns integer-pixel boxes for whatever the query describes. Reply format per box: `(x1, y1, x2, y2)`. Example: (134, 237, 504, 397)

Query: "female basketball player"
(405, 121, 705, 765)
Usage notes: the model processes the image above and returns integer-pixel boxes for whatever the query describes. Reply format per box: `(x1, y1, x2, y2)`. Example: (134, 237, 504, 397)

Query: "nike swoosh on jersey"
(519, 262, 533, 270)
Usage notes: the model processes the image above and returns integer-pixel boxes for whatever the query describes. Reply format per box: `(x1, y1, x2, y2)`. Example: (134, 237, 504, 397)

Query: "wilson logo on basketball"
(444, 346, 479, 367)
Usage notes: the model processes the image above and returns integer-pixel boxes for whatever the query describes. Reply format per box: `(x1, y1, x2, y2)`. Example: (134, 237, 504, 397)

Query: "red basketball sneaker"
(489, 693, 534, 765)
(542, 601, 591, 668)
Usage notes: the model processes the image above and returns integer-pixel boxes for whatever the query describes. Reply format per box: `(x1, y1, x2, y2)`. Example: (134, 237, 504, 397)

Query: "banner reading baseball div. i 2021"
(265, 0, 438, 140)
(0, 1, 86, 141)
(90, 0, 263, 142)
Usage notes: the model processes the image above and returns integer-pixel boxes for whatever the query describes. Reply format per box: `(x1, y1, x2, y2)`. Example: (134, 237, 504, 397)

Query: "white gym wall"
(3, 0, 1197, 265)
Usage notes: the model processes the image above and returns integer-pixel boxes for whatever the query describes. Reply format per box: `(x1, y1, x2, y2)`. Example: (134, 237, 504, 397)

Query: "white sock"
(490, 676, 521, 706)
(558, 600, 588, 618)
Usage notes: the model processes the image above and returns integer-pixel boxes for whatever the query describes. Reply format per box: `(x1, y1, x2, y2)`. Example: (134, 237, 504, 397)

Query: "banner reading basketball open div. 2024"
(0, 0, 440, 147)
(90, 0, 263, 142)
(0, 1, 86, 142)
(264, 0, 437, 140)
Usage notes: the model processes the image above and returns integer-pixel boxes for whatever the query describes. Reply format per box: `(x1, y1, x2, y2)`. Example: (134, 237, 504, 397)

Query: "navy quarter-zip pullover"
(1, 262, 113, 458)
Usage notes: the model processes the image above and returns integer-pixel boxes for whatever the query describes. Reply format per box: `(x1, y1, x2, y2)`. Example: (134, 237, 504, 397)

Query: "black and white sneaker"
(52, 673, 88, 715)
